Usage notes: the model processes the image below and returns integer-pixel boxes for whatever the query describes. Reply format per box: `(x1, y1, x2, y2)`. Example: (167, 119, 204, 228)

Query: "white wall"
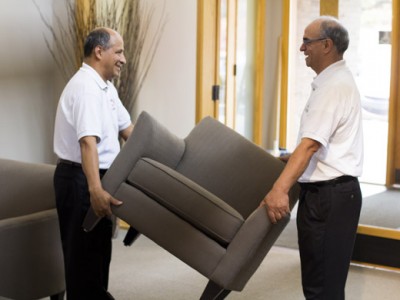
(0, 0, 197, 164)
(134, 0, 197, 138)
(0, 0, 59, 164)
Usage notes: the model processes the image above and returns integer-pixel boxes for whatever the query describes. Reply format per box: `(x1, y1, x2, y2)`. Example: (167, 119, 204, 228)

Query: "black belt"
(58, 159, 82, 167)
(58, 159, 108, 175)
(299, 175, 357, 188)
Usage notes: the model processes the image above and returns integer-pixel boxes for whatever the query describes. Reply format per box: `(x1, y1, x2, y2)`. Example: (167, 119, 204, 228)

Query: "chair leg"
(50, 290, 65, 300)
(200, 281, 231, 300)
(123, 226, 141, 246)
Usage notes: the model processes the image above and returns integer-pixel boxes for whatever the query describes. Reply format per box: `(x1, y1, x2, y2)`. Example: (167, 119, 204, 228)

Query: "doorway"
(218, 0, 261, 141)
(196, 0, 264, 144)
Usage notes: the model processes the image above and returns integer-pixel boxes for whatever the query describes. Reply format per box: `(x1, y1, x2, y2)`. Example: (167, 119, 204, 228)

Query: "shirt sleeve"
(116, 97, 132, 131)
(72, 91, 102, 142)
(299, 88, 345, 147)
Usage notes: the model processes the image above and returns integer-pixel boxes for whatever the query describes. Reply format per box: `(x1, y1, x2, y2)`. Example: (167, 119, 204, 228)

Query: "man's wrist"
(89, 184, 103, 195)
(272, 181, 290, 194)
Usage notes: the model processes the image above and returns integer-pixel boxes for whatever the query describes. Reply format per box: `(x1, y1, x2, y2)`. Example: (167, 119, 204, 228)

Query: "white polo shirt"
(54, 63, 131, 169)
(298, 60, 364, 183)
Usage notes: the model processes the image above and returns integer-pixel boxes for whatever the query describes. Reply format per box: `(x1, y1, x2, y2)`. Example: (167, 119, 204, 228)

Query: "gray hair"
(83, 28, 111, 58)
(319, 16, 349, 55)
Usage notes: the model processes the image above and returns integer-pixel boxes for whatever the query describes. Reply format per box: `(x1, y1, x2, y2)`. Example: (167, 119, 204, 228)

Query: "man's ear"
(323, 38, 334, 54)
(94, 45, 102, 60)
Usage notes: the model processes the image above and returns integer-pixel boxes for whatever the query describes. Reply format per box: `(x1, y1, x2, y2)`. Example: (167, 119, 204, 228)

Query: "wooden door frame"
(253, 0, 266, 144)
(196, 0, 264, 144)
(387, 0, 400, 187)
(196, 0, 219, 122)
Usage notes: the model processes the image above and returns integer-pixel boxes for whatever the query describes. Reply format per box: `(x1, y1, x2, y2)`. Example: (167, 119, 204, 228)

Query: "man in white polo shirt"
(260, 17, 363, 299)
(53, 27, 134, 299)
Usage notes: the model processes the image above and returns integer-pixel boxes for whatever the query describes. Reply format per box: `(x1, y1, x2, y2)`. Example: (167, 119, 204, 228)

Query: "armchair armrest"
(83, 111, 186, 231)
(209, 206, 290, 290)
(0, 209, 58, 232)
(0, 209, 65, 300)
(102, 111, 186, 195)
(209, 183, 299, 289)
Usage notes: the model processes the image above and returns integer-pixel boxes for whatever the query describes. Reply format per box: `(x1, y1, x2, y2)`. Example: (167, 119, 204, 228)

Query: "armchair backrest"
(0, 159, 56, 220)
(176, 117, 286, 219)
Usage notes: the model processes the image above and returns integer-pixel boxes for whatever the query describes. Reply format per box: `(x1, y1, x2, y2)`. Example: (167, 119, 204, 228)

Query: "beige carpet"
(108, 231, 400, 300)
(7, 228, 397, 300)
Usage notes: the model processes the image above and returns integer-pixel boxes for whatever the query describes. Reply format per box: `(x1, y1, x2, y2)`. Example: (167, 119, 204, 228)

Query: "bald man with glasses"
(260, 16, 363, 299)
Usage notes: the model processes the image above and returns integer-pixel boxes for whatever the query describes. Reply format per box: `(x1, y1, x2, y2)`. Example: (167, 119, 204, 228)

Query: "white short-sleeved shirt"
(54, 63, 131, 169)
(298, 60, 364, 183)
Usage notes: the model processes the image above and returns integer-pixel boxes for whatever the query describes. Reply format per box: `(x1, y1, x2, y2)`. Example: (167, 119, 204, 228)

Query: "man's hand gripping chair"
(85, 111, 299, 299)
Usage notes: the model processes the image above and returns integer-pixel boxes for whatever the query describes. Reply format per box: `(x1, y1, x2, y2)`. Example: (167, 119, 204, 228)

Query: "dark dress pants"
(297, 178, 362, 300)
(54, 163, 114, 300)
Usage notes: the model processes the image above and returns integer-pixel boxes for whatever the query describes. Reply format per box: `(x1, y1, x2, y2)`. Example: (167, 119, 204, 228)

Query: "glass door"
(217, 0, 258, 141)
(235, 0, 257, 139)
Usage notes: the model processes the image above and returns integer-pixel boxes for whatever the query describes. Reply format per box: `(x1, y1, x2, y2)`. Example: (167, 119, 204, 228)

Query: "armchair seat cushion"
(127, 158, 244, 246)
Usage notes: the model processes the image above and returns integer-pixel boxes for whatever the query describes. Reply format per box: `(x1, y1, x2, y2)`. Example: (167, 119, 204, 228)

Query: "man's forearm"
(273, 138, 321, 192)
(79, 136, 102, 193)
(261, 138, 321, 223)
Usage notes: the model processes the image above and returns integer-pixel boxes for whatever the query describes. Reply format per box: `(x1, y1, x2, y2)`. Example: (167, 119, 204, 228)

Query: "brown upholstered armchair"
(0, 159, 65, 300)
(85, 111, 299, 299)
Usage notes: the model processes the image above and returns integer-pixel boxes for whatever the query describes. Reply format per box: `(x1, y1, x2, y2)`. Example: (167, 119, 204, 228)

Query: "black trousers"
(54, 163, 114, 300)
(297, 177, 362, 300)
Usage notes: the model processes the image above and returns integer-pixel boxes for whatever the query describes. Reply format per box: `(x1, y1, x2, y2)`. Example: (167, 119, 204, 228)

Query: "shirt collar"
(80, 63, 109, 91)
(311, 60, 346, 90)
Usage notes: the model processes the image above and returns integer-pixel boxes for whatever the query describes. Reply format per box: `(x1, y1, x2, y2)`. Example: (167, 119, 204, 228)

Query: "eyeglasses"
(302, 37, 327, 46)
